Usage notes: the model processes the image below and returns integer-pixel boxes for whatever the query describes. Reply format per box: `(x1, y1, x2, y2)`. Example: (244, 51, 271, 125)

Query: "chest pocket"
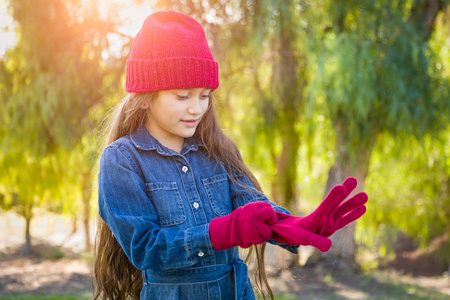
(202, 173, 232, 216)
(145, 182, 186, 227)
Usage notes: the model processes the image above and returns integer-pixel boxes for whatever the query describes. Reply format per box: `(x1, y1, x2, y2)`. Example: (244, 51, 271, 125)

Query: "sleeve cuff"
(186, 224, 215, 261)
(208, 216, 233, 251)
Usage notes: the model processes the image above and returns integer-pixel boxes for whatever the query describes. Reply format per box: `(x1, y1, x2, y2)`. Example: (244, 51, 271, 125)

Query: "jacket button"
(193, 202, 199, 209)
(198, 251, 204, 257)
(182, 166, 188, 173)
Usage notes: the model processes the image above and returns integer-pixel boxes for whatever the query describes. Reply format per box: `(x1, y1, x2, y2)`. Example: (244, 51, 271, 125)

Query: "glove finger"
(256, 205, 277, 225)
(337, 205, 367, 231)
(321, 205, 367, 237)
(342, 177, 357, 196)
(334, 192, 368, 220)
(315, 185, 347, 216)
(271, 223, 302, 244)
(270, 229, 293, 245)
(271, 223, 332, 252)
(328, 177, 358, 215)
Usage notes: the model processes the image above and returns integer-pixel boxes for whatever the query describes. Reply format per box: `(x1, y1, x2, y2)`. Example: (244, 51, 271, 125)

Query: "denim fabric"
(98, 125, 298, 300)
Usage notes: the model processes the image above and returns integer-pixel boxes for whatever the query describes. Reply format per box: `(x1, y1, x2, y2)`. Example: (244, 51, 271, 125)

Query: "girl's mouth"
(181, 119, 199, 127)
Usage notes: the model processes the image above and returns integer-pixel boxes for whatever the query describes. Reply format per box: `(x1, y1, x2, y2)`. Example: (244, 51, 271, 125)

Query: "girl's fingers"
(342, 177, 357, 197)
(316, 185, 347, 215)
(337, 205, 367, 230)
(328, 177, 358, 215)
(334, 192, 368, 220)
(271, 223, 332, 252)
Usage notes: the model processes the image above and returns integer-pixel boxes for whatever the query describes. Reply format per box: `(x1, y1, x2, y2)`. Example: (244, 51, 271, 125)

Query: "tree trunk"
(409, 0, 444, 42)
(82, 171, 92, 252)
(71, 214, 77, 235)
(271, 3, 305, 212)
(321, 166, 362, 269)
(320, 116, 375, 270)
(270, 4, 306, 267)
(272, 133, 302, 267)
(23, 215, 32, 256)
(274, 133, 300, 212)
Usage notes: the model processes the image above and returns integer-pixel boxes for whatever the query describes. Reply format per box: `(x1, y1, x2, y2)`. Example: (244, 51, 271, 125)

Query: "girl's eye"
(201, 94, 210, 99)
(177, 95, 189, 100)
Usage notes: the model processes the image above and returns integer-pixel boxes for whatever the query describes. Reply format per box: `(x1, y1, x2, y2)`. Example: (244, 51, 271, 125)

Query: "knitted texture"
(209, 202, 276, 251)
(125, 11, 219, 93)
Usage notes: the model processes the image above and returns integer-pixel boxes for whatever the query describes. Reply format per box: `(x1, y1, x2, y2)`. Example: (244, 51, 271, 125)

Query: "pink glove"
(271, 177, 368, 252)
(271, 222, 333, 252)
(209, 202, 277, 251)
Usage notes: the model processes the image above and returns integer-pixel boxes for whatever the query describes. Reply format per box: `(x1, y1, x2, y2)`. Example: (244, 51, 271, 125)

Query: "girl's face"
(143, 88, 211, 152)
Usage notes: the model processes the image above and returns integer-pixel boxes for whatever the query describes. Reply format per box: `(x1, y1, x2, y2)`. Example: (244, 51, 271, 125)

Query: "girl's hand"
(271, 222, 332, 252)
(271, 177, 368, 251)
(209, 202, 277, 251)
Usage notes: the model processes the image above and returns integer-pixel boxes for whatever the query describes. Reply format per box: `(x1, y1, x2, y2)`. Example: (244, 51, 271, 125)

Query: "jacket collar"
(130, 125, 204, 156)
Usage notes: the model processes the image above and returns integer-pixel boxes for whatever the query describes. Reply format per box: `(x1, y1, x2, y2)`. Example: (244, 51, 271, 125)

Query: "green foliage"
(303, 0, 450, 260)
(360, 128, 450, 263)
(3, 0, 121, 154)
(307, 0, 449, 146)
(353, 5, 450, 263)
(0, 0, 126, 249)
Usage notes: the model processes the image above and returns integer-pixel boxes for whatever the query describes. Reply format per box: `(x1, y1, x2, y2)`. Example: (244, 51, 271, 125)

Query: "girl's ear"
(140, 101, 150, 109)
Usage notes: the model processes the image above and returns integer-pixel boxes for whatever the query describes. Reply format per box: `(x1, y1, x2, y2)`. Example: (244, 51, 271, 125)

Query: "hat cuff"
(125, 57, 219, 93)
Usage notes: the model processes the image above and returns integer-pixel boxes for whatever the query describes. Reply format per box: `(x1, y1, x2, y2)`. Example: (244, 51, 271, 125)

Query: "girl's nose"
(187, 97, 202, 115)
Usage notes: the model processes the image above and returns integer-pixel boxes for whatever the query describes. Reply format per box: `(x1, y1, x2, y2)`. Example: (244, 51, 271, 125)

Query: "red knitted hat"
(125, 11, 219, 93)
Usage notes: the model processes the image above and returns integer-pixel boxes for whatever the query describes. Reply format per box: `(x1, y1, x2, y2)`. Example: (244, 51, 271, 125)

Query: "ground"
(0, 242, 449, 300)
(0, 212, 449, 299)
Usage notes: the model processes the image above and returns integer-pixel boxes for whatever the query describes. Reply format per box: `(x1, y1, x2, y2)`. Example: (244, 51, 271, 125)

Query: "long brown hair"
(92, 92, 273, 299)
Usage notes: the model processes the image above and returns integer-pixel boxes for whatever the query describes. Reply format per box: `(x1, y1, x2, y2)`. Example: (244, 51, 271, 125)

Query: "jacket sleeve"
(228, 174, 299, 254)
(98, 146, 214, 271)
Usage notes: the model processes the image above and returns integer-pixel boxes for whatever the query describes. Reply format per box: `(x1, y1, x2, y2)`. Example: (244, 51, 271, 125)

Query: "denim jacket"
(98, 126, 298, 300)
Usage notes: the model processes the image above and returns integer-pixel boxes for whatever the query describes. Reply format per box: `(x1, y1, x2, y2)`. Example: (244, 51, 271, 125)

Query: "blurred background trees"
(305, 0, 450, 268)
(0, 0, 127, 254)
(0, 0, 449, 272)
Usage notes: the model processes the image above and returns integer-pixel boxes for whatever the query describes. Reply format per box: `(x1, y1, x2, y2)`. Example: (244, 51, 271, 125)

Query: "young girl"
(93, 10, 367, 300)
